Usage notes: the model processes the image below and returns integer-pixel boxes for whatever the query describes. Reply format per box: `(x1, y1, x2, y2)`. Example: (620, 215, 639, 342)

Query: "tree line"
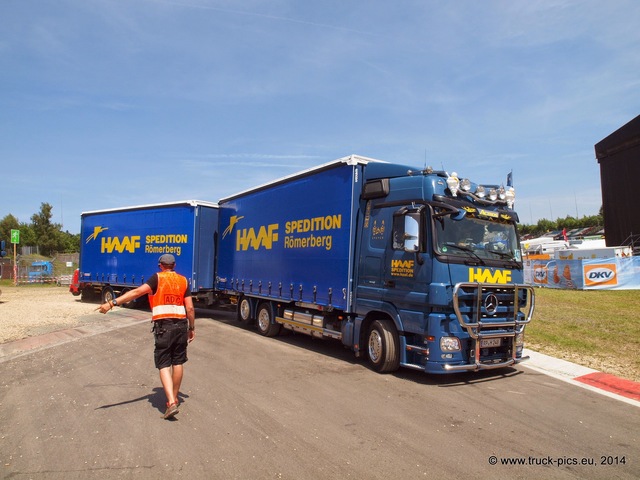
(518, 207, 604, 237)
(0, 203, 80, 257)
(0, 202, 604, 258)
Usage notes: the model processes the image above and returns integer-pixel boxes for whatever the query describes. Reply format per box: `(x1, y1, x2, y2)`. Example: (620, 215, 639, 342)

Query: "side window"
(393, 210, 421, 252)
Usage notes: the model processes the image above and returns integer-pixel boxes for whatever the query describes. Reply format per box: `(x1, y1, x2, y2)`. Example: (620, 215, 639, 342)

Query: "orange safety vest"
(149, 271, 188, 321)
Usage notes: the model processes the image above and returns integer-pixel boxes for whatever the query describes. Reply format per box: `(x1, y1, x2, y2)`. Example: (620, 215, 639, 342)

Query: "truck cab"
(28, 261, 54, 283)
(356, 164, 534, 373)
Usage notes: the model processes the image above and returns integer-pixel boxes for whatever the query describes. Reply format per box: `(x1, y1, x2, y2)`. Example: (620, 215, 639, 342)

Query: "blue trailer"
(217, 155, 534, 374)
(74, 200, 219, 307)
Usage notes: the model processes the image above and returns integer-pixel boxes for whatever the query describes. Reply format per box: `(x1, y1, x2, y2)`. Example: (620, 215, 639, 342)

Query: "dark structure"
(595, 115, 640, 249)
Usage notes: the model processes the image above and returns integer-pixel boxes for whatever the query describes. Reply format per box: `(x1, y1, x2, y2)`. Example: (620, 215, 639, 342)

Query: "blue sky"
(1, 0, 639, 234)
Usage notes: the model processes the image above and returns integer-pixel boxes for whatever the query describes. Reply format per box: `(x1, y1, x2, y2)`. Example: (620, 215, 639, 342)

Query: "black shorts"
(153, 319, 189, 369)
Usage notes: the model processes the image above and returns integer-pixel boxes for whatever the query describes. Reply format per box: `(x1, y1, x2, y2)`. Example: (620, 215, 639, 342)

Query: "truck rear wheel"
(237, 296, 252, 323)
(367, 319, 400, 373)
(256, 302, 281, 337)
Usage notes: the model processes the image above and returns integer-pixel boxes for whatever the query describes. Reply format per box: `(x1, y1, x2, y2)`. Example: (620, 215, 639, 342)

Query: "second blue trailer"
(74, 200, 220, 307)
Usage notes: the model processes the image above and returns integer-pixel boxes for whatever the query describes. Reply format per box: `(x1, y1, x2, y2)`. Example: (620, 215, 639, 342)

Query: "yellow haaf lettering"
(391, 259, 414, 269)
(468, 268, 512, 284)
(100, 236, 141, 253)
(236, 224, 279, 251)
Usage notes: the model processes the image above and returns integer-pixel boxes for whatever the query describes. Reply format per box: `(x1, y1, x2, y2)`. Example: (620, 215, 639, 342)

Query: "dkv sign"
(584, 264, 618, 287)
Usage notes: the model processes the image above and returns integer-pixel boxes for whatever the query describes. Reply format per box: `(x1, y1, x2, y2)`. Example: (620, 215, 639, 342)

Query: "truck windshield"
(434, 214, 522, 263)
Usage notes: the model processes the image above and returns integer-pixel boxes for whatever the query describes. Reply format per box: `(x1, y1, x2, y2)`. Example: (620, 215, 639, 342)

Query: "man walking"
(99, 253, 195, 419)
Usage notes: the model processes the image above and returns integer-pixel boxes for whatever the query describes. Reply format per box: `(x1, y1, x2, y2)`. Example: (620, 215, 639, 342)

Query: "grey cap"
(158, 253, 176, 265)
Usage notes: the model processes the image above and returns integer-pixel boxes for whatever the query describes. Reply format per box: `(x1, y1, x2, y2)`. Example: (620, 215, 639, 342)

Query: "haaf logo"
(223, 215, 278, 251)
(101, 236, 141, 254)
(87, 225, 141, 254)
(584, 264, 617, 287)
(391, 259, 414, 269)
(86, 226, 109, 244)
(236, 224, 279, 251)
(390, 259, 415, 277)
(468, 268, 512, 284)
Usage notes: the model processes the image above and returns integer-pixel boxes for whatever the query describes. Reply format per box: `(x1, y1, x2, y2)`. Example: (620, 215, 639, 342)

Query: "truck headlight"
(440, 337, 461, 352)
(515, 332, 524, 347)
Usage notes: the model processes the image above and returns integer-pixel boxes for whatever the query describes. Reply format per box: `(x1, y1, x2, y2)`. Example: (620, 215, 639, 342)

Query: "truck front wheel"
(256, 302, 281, 337)
(367, 319, 400, 373)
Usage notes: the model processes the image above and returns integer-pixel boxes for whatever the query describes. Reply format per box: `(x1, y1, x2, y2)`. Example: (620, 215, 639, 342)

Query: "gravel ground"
(0, 285, 103, 344)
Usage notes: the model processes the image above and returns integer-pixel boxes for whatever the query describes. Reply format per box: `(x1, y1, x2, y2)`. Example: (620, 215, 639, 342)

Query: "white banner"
(524, 257, 640, 290)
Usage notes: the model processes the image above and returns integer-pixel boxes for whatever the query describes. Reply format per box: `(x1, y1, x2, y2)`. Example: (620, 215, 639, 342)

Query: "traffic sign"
(11, 229, 20, 244)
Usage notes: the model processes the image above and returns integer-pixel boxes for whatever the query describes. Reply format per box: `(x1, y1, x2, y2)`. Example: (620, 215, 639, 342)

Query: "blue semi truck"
(217, 155, 534, 374)
(72, 200, 220, 307)
(74, 155, 534, 374)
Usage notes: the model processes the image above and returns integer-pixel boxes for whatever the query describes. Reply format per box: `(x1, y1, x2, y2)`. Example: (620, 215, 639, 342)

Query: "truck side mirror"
(403, 215, 420, 252)
(393, 210, 422, 252)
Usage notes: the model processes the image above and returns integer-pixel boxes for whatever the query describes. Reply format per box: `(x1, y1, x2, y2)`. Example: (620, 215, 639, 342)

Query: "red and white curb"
(523, 349, 640, 407)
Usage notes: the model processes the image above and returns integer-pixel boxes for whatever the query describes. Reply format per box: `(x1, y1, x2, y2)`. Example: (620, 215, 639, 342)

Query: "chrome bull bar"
(444, 282, 535, 372)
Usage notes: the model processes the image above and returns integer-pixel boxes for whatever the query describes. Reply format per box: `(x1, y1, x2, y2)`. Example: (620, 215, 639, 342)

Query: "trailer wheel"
(256, 302, 281, 337)
(237, 296, 252, 323)
(101, 286, 115, 305)
(119, 288, 138, 309)
(367, 319, 400, 373)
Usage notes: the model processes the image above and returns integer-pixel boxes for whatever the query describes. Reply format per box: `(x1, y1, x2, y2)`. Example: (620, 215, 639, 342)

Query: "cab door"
(384, 208, 424, 292)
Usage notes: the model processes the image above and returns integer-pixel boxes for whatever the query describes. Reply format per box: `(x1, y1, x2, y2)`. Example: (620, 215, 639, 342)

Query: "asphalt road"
(1, 308, 638, 480)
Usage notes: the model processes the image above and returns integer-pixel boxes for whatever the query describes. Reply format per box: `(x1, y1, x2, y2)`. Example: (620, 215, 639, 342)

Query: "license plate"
(480, 338, 502, 348)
